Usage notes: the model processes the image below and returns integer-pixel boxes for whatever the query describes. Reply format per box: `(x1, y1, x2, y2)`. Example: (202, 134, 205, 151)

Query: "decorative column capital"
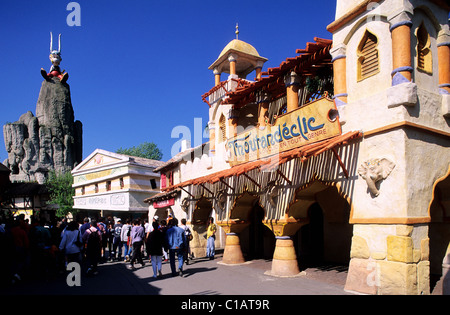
(264, 218, 308, 237)
(228, 53, 238, 63)
(255, 60, 265, 69)
(437, 26, 450, 46)
(388, 10, 413, 31)
(284, 71, 300, 87)
(330, 43, 347, 61)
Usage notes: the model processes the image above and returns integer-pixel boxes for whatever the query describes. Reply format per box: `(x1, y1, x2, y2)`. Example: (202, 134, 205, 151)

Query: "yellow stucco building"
(72, 149, 164, 219)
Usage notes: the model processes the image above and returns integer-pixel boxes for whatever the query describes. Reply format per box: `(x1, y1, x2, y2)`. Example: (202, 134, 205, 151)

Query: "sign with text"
(153, 198, 175, 209)
(226, 97, 341, 166)
(74, 192, 129, 210)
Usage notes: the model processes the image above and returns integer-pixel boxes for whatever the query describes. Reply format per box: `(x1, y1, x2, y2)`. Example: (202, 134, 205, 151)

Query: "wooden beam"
(220, 178, 235, 191)
(277, 169, 292, 185)
(200, 183, 214, 196)
(243, 173, 261, 188)
(180, 186, 194, 198)
(331, 147, 349, 178)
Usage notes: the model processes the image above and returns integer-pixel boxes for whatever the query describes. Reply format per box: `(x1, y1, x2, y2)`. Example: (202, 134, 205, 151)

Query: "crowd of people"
(0, 213, 69, 286)
(0, 212, 217, 286)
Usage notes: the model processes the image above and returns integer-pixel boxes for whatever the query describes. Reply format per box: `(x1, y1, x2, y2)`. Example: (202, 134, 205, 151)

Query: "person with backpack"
(147, 221, 164, 278)
(165, 218, 187, 277)
(59, 220, 82, 265)
(112, 219, 123, 261)
(82, 220, 102, 275)
(97, 217, 107, 263)
(159, 220, 169, 262)
(106, 223, 114, 261)
(180, 218, 192, 265)
(120, 219, 132, 262)
(129, 219, 145, 269)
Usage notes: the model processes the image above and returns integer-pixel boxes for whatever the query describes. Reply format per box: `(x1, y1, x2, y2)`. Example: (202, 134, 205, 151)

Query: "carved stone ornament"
(181, 198, 190, 212)
(215, 189, 227, 212)
(358, 158, 395, 197)
(266, 180, 279, 207)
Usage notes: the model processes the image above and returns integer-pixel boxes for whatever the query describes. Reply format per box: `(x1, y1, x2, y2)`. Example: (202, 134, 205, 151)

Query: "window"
(161, 173, 166, 189)
(357, 30, 379, 81)
(94, 184, 99, 193)
(81, 186, 85, 195)
(120, 177, 124, 189)
(219, 114, 226, 143)
(106, 181, 111, 191)
(417, 23, 432, 73)
(150, 179, 157, 189)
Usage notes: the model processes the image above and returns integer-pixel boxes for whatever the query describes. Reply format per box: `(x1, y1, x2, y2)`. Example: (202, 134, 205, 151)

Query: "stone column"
(330, 43, 348, 105)
(271, 236, 300, 277)
(208, 121, 216, 156)
(257, 91, 271, 129)
(214, 67, 221, 86)
(255, 60, 265, 80)
(285, 71, 300, 112)
(389, 12, 413, 84)
(265, 218, 306, 277)
(228, 53, 237, 76)
(437, 32, 450, 94)
(218, 221, 249, 265)
(222, 233, 246, 264)
(438, 30, 450, 116)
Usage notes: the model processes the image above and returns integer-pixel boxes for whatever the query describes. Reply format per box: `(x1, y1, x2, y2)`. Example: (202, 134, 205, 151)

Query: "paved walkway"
(0, 251, 353, 297)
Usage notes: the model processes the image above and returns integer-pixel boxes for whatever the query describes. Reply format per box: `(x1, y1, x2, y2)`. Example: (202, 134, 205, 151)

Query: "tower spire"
(235, 23, 239, 40)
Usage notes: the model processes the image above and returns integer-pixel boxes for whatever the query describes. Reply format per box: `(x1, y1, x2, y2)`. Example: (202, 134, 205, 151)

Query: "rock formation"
(3, 77, 82, 184)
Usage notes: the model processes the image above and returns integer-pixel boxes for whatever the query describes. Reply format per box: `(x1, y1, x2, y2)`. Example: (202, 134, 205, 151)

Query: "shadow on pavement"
(0, 260, 162, 295)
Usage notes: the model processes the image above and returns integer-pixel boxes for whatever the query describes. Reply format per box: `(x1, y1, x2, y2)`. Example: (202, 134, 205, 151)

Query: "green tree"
(116, 141, 163, 160)
(45, 170, 75, 218)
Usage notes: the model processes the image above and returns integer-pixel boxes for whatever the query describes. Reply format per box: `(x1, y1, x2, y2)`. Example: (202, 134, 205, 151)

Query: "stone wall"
(345, 224, 430, 295)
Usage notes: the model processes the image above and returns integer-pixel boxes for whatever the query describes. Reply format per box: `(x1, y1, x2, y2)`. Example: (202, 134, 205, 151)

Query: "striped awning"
(161, 130, 362, 192)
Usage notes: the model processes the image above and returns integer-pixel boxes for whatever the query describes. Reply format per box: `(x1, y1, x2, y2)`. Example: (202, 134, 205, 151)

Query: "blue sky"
(0, 0, 336, 164)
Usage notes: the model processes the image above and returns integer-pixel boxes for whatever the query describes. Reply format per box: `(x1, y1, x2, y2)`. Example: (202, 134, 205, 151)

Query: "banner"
(226, 97, 341, 166)
(153, 198, 175, 209)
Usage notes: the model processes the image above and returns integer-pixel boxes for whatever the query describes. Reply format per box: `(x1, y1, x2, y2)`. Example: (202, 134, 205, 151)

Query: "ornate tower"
(208, 24, 268, 82)
(205, 25, 268, 161)
(327, 0, 450, 295)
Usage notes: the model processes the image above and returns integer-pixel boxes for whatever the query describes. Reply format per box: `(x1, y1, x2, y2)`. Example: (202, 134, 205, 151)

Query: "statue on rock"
(40, 32, 68, 83)
(3, 32, 82, 184)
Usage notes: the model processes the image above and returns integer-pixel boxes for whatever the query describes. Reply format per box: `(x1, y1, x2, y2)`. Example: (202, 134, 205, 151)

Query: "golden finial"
(235, 23, 239, 40)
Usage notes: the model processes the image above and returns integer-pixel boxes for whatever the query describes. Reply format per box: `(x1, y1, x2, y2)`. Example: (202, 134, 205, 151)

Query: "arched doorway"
(429, 171, 450, 295)
(190, 197, 213, 258)
(240, 202, 276, 260)
(230, 192, 275, 261)
(290, 181, 353, 272)
(296, 202, 324, 269)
